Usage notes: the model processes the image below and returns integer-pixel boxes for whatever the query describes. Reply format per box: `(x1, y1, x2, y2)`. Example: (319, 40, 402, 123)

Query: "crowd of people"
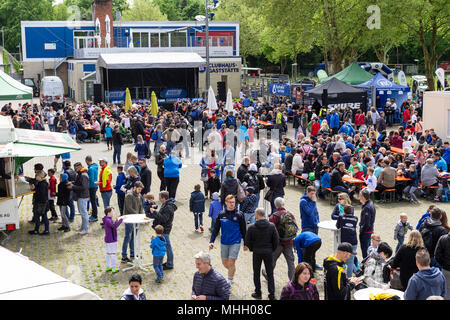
(3, 92, 450, 301)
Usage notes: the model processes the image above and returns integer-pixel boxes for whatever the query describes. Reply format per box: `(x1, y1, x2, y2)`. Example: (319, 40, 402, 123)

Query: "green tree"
(0, 0, 54, 52)
(214, 0, 262, 65)
(392, 0, 450, 90)
(122, 0, 167, 21)
(63, 0, 130, 20)
(53, 3, 70, 21)
(154, 0, 204, 21)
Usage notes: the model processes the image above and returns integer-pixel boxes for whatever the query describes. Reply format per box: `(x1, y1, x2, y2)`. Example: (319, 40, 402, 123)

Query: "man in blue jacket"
(433, 152, 447, 172)
(85, 156, 99, 222)
(209, 195, 247, 287)
(339, 121, 356, 137)
(300, 186, 320, 234)
(327, 108, 340, 136)
(404, 248, 446, 300)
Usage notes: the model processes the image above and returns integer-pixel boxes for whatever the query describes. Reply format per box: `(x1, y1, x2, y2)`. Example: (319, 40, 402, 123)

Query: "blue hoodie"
(114, 172, 127, 195)
(294, 232, 322, 263)
(443, 147, 450, 164)
(164, 154, 182, 178)
(150, 235, 167, 258)
(87, 163, 99, 189)
(208, 199, 223, 220)
(416, 211, 430, 230)
(299, 193, 319, 230)
(404, 267, 446, 300)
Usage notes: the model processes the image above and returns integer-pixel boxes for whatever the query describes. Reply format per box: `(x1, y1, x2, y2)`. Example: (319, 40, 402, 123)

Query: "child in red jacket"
(47, 168, 58, 221)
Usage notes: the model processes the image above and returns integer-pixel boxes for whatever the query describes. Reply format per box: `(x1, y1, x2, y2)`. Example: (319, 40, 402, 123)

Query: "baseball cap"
(338, 242, 354, 254)
(98, 158, 108, 162)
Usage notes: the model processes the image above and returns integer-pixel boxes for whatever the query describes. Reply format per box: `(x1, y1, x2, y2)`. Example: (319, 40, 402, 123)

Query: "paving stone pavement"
(3, 127, 447, 300)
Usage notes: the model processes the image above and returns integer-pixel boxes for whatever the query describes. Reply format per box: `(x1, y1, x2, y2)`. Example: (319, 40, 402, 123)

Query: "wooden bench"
(424, 185, 439, 201)
(325, 188, 340, 205)
(286, 172, 312, 191)
(383, 188, 397, 203)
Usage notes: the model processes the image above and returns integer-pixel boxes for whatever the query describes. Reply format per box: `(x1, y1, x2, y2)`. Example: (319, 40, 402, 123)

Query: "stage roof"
(97, 52, 206, 69)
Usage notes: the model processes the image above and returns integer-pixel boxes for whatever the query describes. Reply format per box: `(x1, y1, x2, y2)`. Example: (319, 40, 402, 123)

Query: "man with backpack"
(263, 197, 297, 281)
(242, 164, 265, 206)
(245, 208, 279, 300)
(420, 207, 448, 265)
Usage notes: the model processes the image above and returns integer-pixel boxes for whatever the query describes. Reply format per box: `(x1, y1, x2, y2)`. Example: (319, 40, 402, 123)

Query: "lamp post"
(205, 0, 210, 101)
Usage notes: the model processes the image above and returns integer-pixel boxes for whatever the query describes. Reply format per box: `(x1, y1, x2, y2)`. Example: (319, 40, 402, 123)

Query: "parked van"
(40, 76, 65, 108)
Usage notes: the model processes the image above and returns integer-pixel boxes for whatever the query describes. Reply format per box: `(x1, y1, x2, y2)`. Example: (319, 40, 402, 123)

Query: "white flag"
(435, 68, 445, 89)
(397, 71, 407, 87)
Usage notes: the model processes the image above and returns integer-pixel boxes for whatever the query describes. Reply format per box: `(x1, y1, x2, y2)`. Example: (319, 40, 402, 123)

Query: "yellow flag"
(124, 88, 132, 112)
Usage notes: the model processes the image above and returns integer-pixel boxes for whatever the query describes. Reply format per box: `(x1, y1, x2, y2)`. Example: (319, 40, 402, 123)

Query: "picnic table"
(390, 147, 404, 154)
(255, 119, 274, 127)
(342, 176, 365, 184)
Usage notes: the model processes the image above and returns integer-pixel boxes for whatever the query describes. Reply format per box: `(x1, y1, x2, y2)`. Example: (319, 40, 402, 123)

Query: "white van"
(40, 76, 65, 107)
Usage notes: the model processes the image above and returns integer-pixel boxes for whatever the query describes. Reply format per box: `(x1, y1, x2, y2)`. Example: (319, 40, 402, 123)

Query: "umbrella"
(207, 86, 218, 113)
(150, 91, 159, 116)
(124, 88, 132, 112)
(225, 88, 233, 113)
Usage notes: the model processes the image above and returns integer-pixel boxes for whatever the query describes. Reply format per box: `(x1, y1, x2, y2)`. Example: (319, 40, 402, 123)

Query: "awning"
(97, 52, 206, 69)
(0, 246, 101, 300)
(14, 129, 81, 151)
(0, 69, 33, 100)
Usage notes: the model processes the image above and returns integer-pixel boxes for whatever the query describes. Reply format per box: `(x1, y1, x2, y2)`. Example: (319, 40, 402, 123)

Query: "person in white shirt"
(291, 148, 304, 174)
(364, 167, 377, 193)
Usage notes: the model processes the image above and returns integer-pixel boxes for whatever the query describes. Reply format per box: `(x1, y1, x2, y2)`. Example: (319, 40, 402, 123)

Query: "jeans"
(165, 177, 179, 199)
(345, 244, 358, 278)
(302, 227, 318, 235)
(332, 185, 353, 197)
(403, 185, 418, 202)
(162, 233, 174, 267)
(272, 244, 295, 281)
(153, 256, 164, 279)
(49, 124, 56, 132)
(47, 199, 57, 218)
(253, 253, 275, 298)
(303, 240, 322, 277)
(69, 191, 75, 220)
(270, 193, 283, 214)
(101, 190, 112, 208)
(122, 223, 136, 258)
(193, 212, 203, 229)
(117, 193, 125, 215)
(386, 114, 393, 126)
(77, 198, 89, 231)
(78, 130, 88, 142)
(360, 233, 372, 259)
(395, 236, 404, 253)
(210, 218, 216, 231)
(60, 205, 69, 228)
(89, 188, 98, 218)
(113, 144, 122, 164)
(33, 202, 49, 232)
(158, 170, 167, 191)
(167, 141, 176, 154)
(255, 193, 260, 207)
(244, 212, 255, 225)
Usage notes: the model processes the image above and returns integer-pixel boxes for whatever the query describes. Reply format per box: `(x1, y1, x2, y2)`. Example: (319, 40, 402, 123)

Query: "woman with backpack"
(280, 262, 319, 300)
(243, 164, 265, 206)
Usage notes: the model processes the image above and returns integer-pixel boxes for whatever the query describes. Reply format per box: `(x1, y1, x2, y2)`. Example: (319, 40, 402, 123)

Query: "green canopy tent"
(319, 62, 374, 85)
(0, 69, 33, 109)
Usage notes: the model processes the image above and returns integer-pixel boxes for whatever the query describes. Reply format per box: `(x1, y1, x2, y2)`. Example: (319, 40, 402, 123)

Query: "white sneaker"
(195, 229, 199, 233)
(78, 230, 88, 235)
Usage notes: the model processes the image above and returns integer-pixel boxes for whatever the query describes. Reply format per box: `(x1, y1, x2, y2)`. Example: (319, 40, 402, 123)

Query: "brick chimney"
(92, 0, 114, 48)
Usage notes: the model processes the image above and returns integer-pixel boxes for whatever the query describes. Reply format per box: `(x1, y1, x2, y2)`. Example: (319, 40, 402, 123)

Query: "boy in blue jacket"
(318, 165, 331, 199)
(113, 166, 127, 216)
(150, 225, 167, 283)
(189, 184, 206, 232)
(294, 231, 322, 277)
(240, 186, 258, 225)
(208, 192, 222, 232)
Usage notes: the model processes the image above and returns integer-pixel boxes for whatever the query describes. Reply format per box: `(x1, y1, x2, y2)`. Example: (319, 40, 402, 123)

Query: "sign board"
(397, 71, 407, 87)
(105, 90, 125, 103)
(439, 61, 450, 73)
(199, 62, 239, 73)
(327, 102, 364, 110)
(44, 43, 56, 50)
(269, 83, 290, 96)
(161, 88, 187, 99)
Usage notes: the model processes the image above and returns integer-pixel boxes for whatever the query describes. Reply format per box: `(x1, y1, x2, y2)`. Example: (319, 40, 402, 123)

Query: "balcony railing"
(73, 46, 233, 59)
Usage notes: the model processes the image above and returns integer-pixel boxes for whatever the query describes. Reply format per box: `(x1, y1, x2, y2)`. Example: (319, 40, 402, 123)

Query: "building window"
(150, 33, 159, 47)
(141, 32, 149, 47)
(170, 32, 186, 47)
(160, 33, 169, 47)
(132, 32, 140, 47)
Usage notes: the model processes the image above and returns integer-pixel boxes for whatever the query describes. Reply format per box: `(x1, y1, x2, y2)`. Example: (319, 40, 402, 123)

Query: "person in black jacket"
(266, 163, 286, 214)
(56, 173, 71, 232)
(147, 191, 177, 270)
(28, 171, 50, 235)
(155, 144, 167, 191)
(435, 233, 450, 300)
(419, 207, 448, 259)
(358, 189, 376, 259)
(242, 164, 265, 205)
(220, 170, 239, 205)
(112, 124, 124, 165)
(245, 208, 279, 300)
(323, 242, 362, 300)
(336, 205, 359, 278)
(236, 157, 249, 183)
(137, 158, 152, 196)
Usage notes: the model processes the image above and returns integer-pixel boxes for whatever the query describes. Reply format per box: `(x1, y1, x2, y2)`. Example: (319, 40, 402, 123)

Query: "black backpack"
(246, 173, 259, 191)
(421, 226, 434, 252)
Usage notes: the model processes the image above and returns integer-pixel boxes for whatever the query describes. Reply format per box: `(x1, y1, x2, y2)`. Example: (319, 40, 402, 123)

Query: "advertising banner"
(269, 83, 290, 96)
(436, 68, 446, 89)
